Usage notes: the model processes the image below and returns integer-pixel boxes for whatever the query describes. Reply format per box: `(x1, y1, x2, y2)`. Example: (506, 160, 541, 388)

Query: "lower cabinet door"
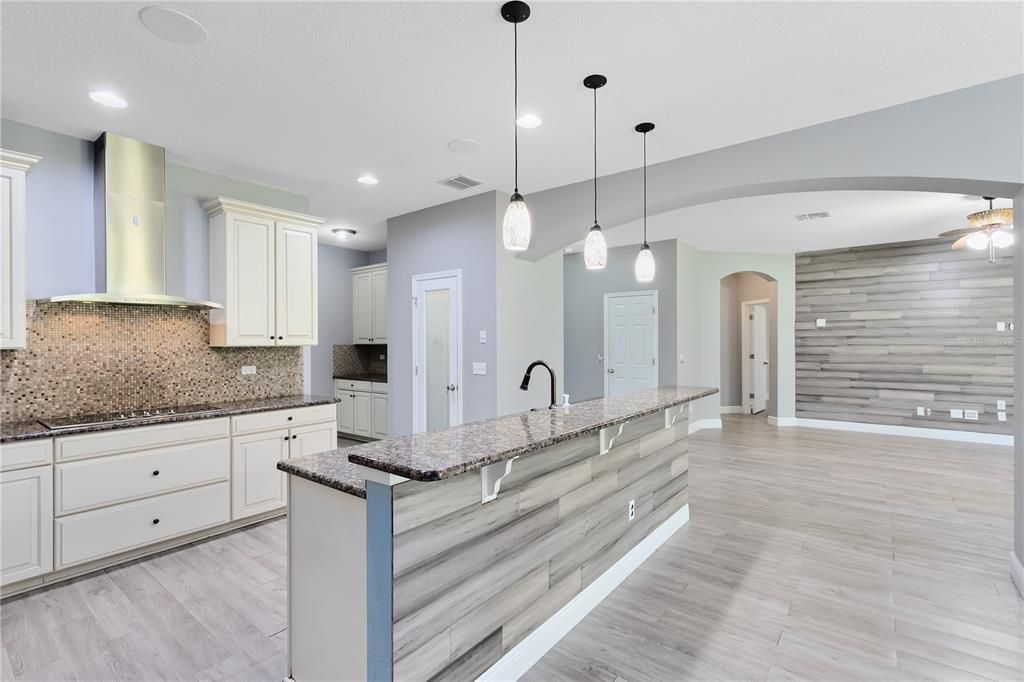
(290, 422, 337, 458)
(55, 482, 229, 570)
(371, 394, 388, 440)
(232, 429, 290, 520)
(337, 392, 355, 433)
(353, 392, 372, 437)
(1, 465, 53, 585)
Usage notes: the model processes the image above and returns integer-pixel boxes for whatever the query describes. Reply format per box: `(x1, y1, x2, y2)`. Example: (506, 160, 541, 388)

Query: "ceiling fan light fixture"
(965, 231, 991, 250)
(991, 230, 1014, 249)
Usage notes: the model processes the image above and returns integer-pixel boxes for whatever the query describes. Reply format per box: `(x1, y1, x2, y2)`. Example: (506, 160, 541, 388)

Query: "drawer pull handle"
(283, 436, 289, 441)
(288, 416, 294, 421)
(292, 435, 298, 440)
(152, 470, 160, 477)
(152, 518, 160, 525)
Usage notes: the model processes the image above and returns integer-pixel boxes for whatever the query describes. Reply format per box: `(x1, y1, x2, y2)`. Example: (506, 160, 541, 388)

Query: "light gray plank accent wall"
(1, 119, 310, 301)
(389, 411, 690, 680)
(386, 191, 499, 435)
(563, 239, 677, 402)
(796, 238, 1013, 434)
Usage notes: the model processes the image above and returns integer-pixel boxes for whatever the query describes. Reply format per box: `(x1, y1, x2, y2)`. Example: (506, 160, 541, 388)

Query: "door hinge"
(651, 358, 656, 366)
(749, 393, 755, 399)
(749, 314, 754, 321)
(414, 366, 419, 376)
(749, 354, 755, 359)
(652, 306, 656, 314)
(412, 295, 418, 306)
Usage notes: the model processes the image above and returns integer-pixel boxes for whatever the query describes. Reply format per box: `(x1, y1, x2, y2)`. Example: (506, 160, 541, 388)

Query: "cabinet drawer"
(371, 382, 388, 394)
(231, 404, 336, 435)
(56, 418, 229, 463)
(55, 439, 230, 516)
(55, 482, 230, 569)
(1, 439, 53, 471)
(336, 379, 371, 393)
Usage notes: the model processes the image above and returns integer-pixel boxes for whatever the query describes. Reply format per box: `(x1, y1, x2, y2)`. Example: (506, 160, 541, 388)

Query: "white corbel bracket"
(599, 420, 630, 455)
(481, 456, 520, 503)
(665, 404, 689, 428)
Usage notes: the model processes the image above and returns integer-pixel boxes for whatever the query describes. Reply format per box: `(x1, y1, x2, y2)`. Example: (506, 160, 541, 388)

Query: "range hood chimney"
(40, 132, 220, 308)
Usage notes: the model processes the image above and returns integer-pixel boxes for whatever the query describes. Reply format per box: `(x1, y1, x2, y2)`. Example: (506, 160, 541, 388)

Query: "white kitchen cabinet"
(231, 428, 291, 520)
(0, 149, 40, 350)
(371, 394, 388, 440)
(353, 392, 372, 438)
(1, 465, 53, 585)
(336, 391, 355, 433)
(206, 197, 323, 347)
(352, 263, 387, 344)
(290, 422, 337, 458)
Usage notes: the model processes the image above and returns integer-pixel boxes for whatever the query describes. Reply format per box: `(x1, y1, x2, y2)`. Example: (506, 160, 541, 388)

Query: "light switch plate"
(472, 362, 486, 375)
(998, 411, 1007, 422)
(964, 409, 979, 421)
(950, 408, 964, 419)
(479, 330, 487, 343)
(997, 400, 1006, 410)
(916, 406, 926, 416)
(997, 321, 1007, 332)
(241, 365, 256, 376)
(815, 318, 827, 328)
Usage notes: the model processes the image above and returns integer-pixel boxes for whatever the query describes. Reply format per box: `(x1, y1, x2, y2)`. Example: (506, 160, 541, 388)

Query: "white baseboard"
(477, 504, 691, 682)
(688, 418, 722, 434)
(720, 405, 744, 415)
(783, 417, 1012, 446)
(1010, 552, 1024, 600)
(767, 416, 797, 427)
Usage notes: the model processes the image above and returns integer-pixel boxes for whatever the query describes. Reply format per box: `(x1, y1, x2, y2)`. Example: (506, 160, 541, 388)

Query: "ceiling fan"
(939, 196, 1014, 263)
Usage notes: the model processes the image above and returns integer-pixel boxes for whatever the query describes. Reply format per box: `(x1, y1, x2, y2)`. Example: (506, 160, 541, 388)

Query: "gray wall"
(312, 245, 370, 397)
(796, 238, 1013, 434)
(1, 119, 309, 300)
(719, 272, 775, 407)
(386, 192, 498, 435)
(367, 249, 387, 265)
(563, 240, 677, 402)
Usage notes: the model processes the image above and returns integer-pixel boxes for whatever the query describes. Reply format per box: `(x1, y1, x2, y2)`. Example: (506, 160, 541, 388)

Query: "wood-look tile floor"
(3, 420, 1021, 681)
(525, 415, 1024, 682)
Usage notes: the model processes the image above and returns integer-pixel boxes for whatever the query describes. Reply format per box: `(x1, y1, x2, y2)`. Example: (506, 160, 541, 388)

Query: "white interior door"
(604, 291, 658, 397)
(751, 303, 769, 414)
(413, 272, 462, 433)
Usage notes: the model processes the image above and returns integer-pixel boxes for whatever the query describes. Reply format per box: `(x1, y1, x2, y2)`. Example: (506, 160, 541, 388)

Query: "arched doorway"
(720, 271, 778, 421)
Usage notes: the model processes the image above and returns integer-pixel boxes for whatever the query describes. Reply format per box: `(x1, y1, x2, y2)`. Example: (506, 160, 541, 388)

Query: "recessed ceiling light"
(447, 138, 482, 154)
(332, 228, 357, 242)
(89, 91, 128, 108)
(516, 113, 542, 129)
(139, 6, 208, 44)
(357, 175, 378, 185)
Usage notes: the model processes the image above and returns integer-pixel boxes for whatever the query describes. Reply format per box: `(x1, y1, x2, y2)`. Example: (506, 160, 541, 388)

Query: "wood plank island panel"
(795, 238, 1013, 433)
(390, 411, 690, 680)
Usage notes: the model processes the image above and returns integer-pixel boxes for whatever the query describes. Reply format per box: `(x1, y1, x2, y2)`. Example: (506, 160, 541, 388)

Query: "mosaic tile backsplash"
(1, 301, 303, 423)
(333, 344, 387, 377)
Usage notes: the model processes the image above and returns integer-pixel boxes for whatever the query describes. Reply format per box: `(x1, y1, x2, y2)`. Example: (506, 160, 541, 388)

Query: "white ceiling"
(2, 2, 1021, 251)
(567, 191, 1014, 254)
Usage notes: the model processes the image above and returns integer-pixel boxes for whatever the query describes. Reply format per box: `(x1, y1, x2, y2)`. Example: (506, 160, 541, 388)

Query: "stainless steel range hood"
(41, 132, 221, 308)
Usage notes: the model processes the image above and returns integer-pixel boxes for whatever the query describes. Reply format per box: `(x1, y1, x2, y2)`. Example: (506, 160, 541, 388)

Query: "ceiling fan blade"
(950, 235, 971, 250)
(938, 227, 974, 238)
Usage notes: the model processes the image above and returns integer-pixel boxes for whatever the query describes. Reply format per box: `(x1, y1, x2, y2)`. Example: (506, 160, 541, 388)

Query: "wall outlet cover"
(997, 321, 1007, 332)
(815, 318, 827, 328)
(964, 409, 979, 421)
(628, 499, 635, 521)
(379, 354, 386, 361)
(479, 330, 487, 343)
(997, 400, 1007, 410)
(241, 365, 256, 376)
(950, 409, 964, 419)
(472, 362, 487, 375)
(998, 411, 1007, 422)
(916, 406, 926, 416)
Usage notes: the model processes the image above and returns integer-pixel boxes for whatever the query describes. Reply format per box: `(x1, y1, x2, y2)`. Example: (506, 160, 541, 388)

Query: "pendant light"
(501, 1, 532, 251)
(583, 74, 608, 270)
(634, 122, 656, 282)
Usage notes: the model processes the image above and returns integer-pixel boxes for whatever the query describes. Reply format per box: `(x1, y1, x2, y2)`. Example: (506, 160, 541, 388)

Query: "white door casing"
(412, 270, 463, 433)
(603, 291, 658, 397)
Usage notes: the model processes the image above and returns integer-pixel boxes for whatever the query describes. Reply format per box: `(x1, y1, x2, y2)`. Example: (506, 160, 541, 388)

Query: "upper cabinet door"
(0, 151, 38, 350)
(227, 213, 276, 346)
(371, 267, 388, 343)
(353, 271, 373, 343)
(275, 222, 318, 346)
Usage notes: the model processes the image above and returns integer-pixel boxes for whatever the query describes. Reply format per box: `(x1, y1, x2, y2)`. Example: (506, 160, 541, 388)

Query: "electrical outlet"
(997, 400, 1006, 410)
(916, 406, 926, 416)
(472, 362, 486, 375)
(628, 499, 635, 521)
(241, 365, 256, 376)
(816, 318, 827, 328)
(950, 409, 964, 419)
(998, 411, 1007, 422)
(964, 409, 979, 421)
(479, 330, 487, 344)
(997, 321, 1007, 332)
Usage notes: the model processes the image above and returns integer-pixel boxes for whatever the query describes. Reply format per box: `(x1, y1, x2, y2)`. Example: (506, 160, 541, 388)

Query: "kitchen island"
(279, 385, 716, 681)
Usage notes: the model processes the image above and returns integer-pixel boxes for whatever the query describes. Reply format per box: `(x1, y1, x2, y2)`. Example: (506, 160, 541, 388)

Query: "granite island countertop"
(280, 385, 717, 488)
(1, 394, 339, 443)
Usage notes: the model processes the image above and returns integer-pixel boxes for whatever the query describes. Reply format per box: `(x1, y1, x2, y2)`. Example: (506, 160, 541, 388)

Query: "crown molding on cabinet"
(0, 149, 41, 173)
(202, 196, 324, 225)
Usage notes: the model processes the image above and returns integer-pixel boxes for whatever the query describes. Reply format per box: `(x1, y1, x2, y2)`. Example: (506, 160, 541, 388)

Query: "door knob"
(607, 368, 615, 374)
(447, 384, 457, 391)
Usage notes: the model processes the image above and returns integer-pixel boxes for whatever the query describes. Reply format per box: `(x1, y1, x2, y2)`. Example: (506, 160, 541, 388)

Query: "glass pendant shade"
(991, 230, 1014, 249)
(502, 193, 531, 251)
(635, 244, 655, 282)
(584, 224, 608, 270)
(966, 231, 991, 250)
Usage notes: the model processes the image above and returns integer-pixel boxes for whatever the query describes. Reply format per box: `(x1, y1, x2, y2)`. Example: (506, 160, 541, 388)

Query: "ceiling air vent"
(795, 211, 831, 222)
(439, 175, 483, 191)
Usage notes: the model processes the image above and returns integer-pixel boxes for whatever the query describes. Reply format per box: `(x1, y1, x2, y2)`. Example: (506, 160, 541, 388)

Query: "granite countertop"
(334, 373, 388, 383)
(281, 385, 717, 488)
(0, 394, 339, 443)
(278, 450, 367, 498)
